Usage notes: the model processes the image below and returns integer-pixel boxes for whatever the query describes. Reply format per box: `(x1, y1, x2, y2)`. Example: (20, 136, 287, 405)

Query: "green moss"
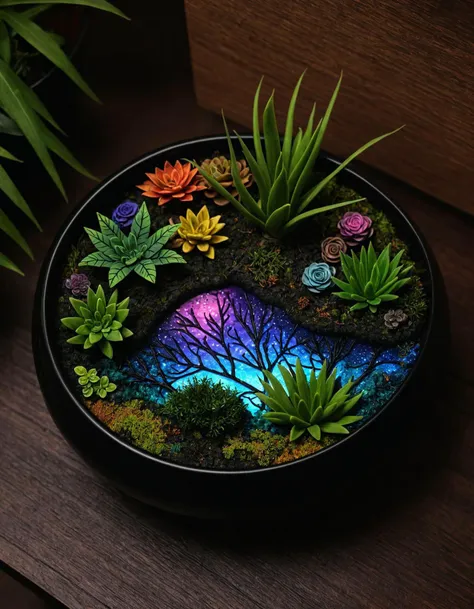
(87, 399, 180, 457)
(402, 281, 428, 321)
(246, 245, 290, 287)
(63, 246, 81, 278)
(222, 430, 288, 467)
(161, 377, 246, 437)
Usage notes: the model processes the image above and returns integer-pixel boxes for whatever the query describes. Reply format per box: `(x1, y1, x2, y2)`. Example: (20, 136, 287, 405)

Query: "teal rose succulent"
(302, 262, 335, 294)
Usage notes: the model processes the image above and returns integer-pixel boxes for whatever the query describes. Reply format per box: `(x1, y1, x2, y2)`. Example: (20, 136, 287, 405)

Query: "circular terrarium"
(34, 75, 439, 517)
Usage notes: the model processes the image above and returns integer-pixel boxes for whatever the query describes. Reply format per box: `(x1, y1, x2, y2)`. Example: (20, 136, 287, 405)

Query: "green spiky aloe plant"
(79, 202, 186, 287)
(192, 72, 402, 239)
(61, 284, 132, 358)
(256, 359, 363, 441)
(0, 1, 128, 274)
(333, 242, 412, 313)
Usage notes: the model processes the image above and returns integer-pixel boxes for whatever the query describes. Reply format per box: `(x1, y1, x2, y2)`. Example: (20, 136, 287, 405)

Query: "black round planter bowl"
(33, 136, 446, 519)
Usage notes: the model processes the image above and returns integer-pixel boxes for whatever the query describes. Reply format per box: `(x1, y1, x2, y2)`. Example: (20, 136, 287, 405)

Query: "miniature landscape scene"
(55, 74, 429, 470)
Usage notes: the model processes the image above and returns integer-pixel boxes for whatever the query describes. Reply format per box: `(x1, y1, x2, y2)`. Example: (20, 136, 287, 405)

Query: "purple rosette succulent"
(302, 262, 336, 294)
(65, 273, 90, 297)
(338, 211, 374, 246)
(112, 200, 139, 228)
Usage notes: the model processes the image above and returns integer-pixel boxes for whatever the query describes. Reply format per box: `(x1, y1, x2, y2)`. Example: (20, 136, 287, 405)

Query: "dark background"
(1, 1, 473, 608)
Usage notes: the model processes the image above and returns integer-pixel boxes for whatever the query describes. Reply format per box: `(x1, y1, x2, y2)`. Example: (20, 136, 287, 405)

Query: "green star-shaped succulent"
(79, 202, 186, 287)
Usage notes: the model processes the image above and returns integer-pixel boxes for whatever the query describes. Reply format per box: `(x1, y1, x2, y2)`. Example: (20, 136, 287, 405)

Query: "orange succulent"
(137, 160, 205, 206)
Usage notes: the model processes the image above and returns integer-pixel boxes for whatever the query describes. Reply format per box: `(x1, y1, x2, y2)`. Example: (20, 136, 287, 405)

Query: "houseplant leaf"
(0, 58, 65, 197)
(262, 93, 281, 180)
(0, 0, 129, 20)
(0, 163, 40, 228)
(0, 20, 10, 63)
(0, 110, 21, 135)
(0, 207, 33, 257)
(0, 9, 101, 101)
(0, 251, 23, 274)
(0, 145, 20, 161)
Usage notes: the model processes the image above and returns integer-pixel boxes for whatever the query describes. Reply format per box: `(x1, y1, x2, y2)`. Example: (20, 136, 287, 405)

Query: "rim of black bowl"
(38, 134, 436, 476)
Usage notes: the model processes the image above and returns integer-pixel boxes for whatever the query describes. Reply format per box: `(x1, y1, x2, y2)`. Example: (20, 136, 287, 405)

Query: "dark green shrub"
(161, 378, 246, 437)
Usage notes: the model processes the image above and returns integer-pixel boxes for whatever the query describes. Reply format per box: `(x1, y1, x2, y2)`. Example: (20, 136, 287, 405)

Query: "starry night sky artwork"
(111, 286, 419, 423)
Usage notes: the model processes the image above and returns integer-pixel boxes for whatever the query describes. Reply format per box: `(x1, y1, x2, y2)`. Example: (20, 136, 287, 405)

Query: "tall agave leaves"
(192, 72, 402, 239)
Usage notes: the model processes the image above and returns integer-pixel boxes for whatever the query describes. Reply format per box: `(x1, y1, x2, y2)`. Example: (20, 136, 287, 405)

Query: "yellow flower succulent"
(172, 206, 228, 260)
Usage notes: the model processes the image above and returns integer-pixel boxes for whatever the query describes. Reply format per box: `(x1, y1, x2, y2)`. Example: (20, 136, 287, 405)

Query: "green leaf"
(79, 251, 115, 268)
(107, 383, 117, 392)
(0, 145, 20, 161)
(0, 208, 33, 258)
(82, 386, 93, 398)
(20, 5, 51, 19)
(12, 66, 64, 133)
(299, 125, 404, 211)
(134, 259, 156, 283)
(99, 339, 113, 359)
(262, 370, 293, 413)
(295, 359, 310, 406)
(234, 132, 270, 209)
(68, 297, 85, 316)
(290, 426, 306, 442)
(308, 424, 321, 441)
(0, 110, 21, 135)
(0, 251, 23, 274)
(0, 1, 128, 20)
(251, 77, 271, 186)
(84, 227, 113, 254)
(115, 308, 129, 323)
(364, 281, 376, 300)
(121, 327, 133, 338)
(74, 365, 87, 376)
(378, 293, 399, 302)
(265, 204, 290, 238)
(88, 332, 102, 344)
(0, 21, 10, 63)
(320, 422, 350, 435)
(300, 102, 317, 152)
(61, 316, 83, 330)
(277, 363, 297, 397)
(107, 330, 123, 342)
(284, 199, 363, 233)
(0, 58, 65, 198)
(262, 92, 281, 179)
(97, 212, 122, 240)
(144, 223, 180, 258)
(0, 24, 14, 74)
(0, 163, 41, 229)
(108, 263, 132, 287)
(130, 202, 150, 246)
(0, 9, 101, 101)
(333, 291, 355, 301)
(266, 164, 289, 215)
(341, 393, 364, 415)
(150, 248, 187, 267)
(190, 159, 265, 230)
(350, 302, 368, 311)
(223, 114, 265, 221)
(66, 334, 86, 345)
(282, 72, 305, 170)
(331, 277, 352, 292)
(262, 412, 291, 424)
(40, 121, 96, 178)
(338, 415, 363, 425)
(117, 296, 129, 310)
(87, 286, 98, 310)
(97, 388, 107, 398)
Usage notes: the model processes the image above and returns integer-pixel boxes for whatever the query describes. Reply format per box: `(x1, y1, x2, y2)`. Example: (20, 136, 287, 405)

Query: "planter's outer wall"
(33, 137, 446, 519)
(184, 0, 474, 216)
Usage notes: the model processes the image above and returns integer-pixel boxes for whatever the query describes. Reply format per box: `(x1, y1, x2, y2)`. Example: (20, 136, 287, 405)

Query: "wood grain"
(184, 0, 474, 215)
(1, 3, 474, 608)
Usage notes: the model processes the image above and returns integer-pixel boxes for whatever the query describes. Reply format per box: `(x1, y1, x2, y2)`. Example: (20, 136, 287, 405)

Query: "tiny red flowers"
(137, 161, 205, 206)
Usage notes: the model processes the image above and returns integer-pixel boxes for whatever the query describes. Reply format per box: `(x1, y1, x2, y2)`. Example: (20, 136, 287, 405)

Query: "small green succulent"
(256, 359, 363, 441)
(61, 285, 132, 359)
(333, 242, 412, 313)
(74, 366, 117, 398)
(192, 72, 402, 239)
(79, 202, 186, 287)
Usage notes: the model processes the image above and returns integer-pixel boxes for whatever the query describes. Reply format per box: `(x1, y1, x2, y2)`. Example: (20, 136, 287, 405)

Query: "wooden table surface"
(1, 4, 473, 608)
